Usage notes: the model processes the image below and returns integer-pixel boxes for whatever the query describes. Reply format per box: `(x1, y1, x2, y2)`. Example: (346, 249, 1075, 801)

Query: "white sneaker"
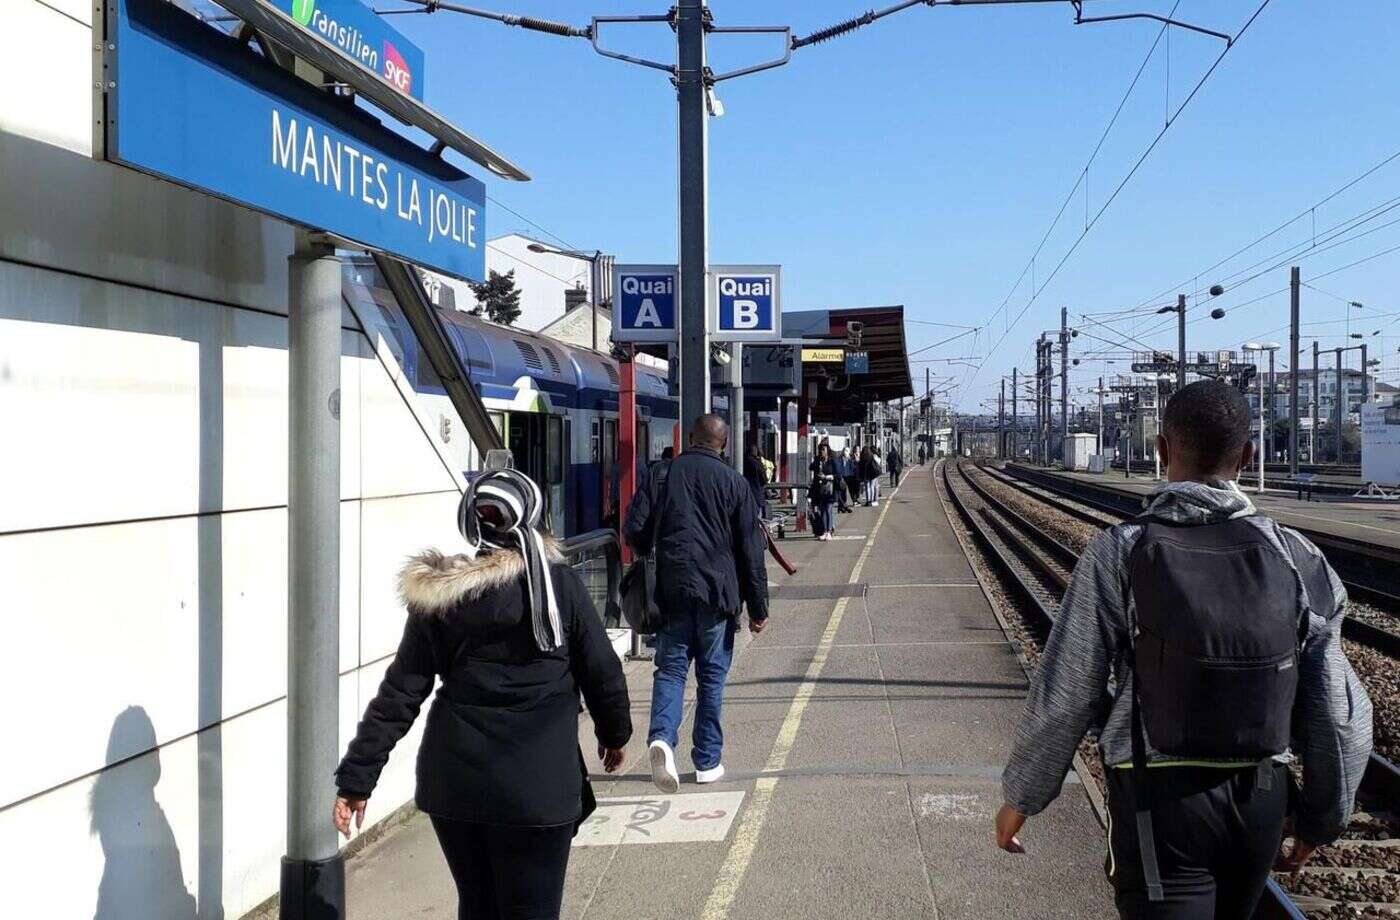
(648, 740, 680, 794)
(695, 764, 726, 784)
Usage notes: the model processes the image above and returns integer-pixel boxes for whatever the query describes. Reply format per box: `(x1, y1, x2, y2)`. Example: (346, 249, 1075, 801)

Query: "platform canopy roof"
(784, 305, 913, 424)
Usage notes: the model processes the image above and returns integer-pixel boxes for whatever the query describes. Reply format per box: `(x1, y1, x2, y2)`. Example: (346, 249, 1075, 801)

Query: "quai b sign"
(612, 264, 680, 344)
(710, 266, 782, 342)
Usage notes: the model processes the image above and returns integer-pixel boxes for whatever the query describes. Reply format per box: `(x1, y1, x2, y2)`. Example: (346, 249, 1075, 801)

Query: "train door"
(601, 418, 618, 526)
(504, 411, 566, 537)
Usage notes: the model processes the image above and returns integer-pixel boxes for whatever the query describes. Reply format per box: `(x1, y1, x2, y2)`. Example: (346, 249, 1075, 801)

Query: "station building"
(2, 2, 478, 916)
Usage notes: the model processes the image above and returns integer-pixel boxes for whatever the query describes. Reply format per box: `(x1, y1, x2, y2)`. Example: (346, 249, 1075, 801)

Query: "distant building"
(538, 299, 613, 353)
(1247, 368, 1392, 421)
(424, 233, 613, 333)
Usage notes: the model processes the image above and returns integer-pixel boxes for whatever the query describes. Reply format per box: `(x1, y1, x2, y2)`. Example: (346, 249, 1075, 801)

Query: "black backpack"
(1127, 516, 1305, 759)
(1125, 515, 1307, 901)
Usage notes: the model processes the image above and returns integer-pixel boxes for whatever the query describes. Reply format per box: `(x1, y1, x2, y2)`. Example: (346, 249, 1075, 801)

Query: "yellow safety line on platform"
(699, 481, 904, 920)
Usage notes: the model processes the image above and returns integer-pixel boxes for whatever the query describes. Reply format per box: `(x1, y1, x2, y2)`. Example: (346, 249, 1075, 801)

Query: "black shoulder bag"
(620, 463, 670, 635)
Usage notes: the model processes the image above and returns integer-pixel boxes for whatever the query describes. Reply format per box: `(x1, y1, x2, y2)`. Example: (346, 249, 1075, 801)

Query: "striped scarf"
(456, 469, 563, 652)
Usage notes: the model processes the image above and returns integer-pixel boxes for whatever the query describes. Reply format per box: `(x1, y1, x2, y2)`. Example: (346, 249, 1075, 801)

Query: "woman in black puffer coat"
(334, 470, 631, 920)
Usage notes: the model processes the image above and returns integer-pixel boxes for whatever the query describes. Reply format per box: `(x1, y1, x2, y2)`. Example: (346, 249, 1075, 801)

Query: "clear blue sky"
(380, 0, 1400, 411)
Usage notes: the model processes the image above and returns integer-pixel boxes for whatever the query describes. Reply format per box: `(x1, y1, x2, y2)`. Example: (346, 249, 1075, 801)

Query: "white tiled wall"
(0, 1, 468, 916)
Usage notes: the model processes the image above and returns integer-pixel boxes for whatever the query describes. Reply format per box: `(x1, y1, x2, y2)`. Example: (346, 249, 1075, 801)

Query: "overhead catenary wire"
(953, 0, 1274, 406)
(1123, 147, 1400, 313)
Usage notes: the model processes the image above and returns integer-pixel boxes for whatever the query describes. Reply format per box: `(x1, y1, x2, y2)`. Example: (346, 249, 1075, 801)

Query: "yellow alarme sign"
(801, 348, 844, 363)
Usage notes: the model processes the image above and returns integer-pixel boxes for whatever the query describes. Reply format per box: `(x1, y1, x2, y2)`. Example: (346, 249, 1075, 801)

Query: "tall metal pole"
(1097, 376, 1104, 457)
(1313, 340, 1320, 462)
(1289, 267, 1300, 475)
(1060, 307, 1069, 462)
(677, 0, 709, 432)
(1362, 343, 1370, 406)
(1335, 347, 1344, 463)
(1267, 348, 1276, 463)
(1011, 367, 1019, 460)
(590, 250, 602, 352)
(729, 343, 744, 470)
(1265, 355, 1276, 492)
(999, 379, 1006, 459)
(1176, 293, 1187, 392)
(282, 232, 344, 919)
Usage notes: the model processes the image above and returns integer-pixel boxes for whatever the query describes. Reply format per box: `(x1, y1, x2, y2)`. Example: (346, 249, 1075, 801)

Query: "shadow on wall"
(90, 707, 197, 920)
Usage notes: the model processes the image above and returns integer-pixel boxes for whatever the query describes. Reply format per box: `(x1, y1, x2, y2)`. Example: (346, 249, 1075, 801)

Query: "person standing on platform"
(836, 446, 856, 513)
(886, 444, 903, 488)
(808, 441, 838, 541)
(625, 414, 770, 793)
(333, 470, 631, 920)
(743, 440, 769, 523)
(918, 444, 927, 466)
(996, 381, 1372, 920)
(858, 445, 879, 507)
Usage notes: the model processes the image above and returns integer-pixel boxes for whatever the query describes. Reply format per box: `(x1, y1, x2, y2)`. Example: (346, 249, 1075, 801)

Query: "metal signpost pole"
(730, 343, 745, 471)
(677, 0, 710, 435)
(283, 232, 344, 919)
(1289, 267, 1300, 475)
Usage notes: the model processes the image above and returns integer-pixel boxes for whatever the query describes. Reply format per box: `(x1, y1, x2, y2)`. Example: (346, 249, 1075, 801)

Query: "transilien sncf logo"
(291, 0, 316, 26)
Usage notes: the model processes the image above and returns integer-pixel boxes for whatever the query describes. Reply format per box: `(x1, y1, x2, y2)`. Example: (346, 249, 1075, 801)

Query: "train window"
(546, 416, 564, 484)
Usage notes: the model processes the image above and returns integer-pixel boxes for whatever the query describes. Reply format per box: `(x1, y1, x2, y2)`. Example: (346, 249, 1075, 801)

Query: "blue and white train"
(359, 272, 679, 537)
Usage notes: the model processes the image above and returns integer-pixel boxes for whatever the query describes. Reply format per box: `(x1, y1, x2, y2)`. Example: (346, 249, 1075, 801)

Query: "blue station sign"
(99, 0, 486, 281)
(709, 266, 782, 342)
(612, 264, 680, 344)
(274, 0, 426, 101)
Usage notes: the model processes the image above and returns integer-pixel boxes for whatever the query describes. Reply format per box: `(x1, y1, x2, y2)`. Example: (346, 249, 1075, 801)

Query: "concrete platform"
(1037, 467, 1400, 551)
(336, 465, 1116, 920)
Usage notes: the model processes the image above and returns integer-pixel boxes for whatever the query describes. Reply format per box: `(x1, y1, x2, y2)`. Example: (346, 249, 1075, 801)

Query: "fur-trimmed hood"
(398, 536, 564, 615)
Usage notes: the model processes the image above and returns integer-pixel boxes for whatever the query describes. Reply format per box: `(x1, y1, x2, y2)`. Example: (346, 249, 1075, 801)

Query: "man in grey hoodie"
(996, 380, 1372, 919)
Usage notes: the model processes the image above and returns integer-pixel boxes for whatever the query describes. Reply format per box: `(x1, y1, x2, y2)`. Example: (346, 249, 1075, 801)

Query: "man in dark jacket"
(995, 381, 1372, 919)
(743, 441, 769, 521)
(625, 414, 770, 792)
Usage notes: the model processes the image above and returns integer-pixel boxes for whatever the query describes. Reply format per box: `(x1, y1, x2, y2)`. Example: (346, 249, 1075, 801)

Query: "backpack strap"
(1124, 516, 1165, 902)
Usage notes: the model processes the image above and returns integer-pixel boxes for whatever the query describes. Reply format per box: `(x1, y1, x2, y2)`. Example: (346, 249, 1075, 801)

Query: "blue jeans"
(648, 607, 738, 771)
(811, 500, 835, 537)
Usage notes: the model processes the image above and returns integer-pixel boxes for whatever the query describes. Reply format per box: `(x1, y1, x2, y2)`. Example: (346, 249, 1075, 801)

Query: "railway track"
(941, 459, 1400, 920)
(1000, 463, 1400, 657)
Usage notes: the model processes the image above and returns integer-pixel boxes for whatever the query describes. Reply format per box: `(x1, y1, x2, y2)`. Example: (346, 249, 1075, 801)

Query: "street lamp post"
(527, 242, 607, 351)
(1243, 342, 1280, 492)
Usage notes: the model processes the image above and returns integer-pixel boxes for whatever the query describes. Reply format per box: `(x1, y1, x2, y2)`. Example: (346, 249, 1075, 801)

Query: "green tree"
(468, 269, 522, 326)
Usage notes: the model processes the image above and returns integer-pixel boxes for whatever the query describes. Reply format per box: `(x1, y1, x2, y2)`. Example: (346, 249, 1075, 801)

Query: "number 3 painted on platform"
(679, 809, 727, 821)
